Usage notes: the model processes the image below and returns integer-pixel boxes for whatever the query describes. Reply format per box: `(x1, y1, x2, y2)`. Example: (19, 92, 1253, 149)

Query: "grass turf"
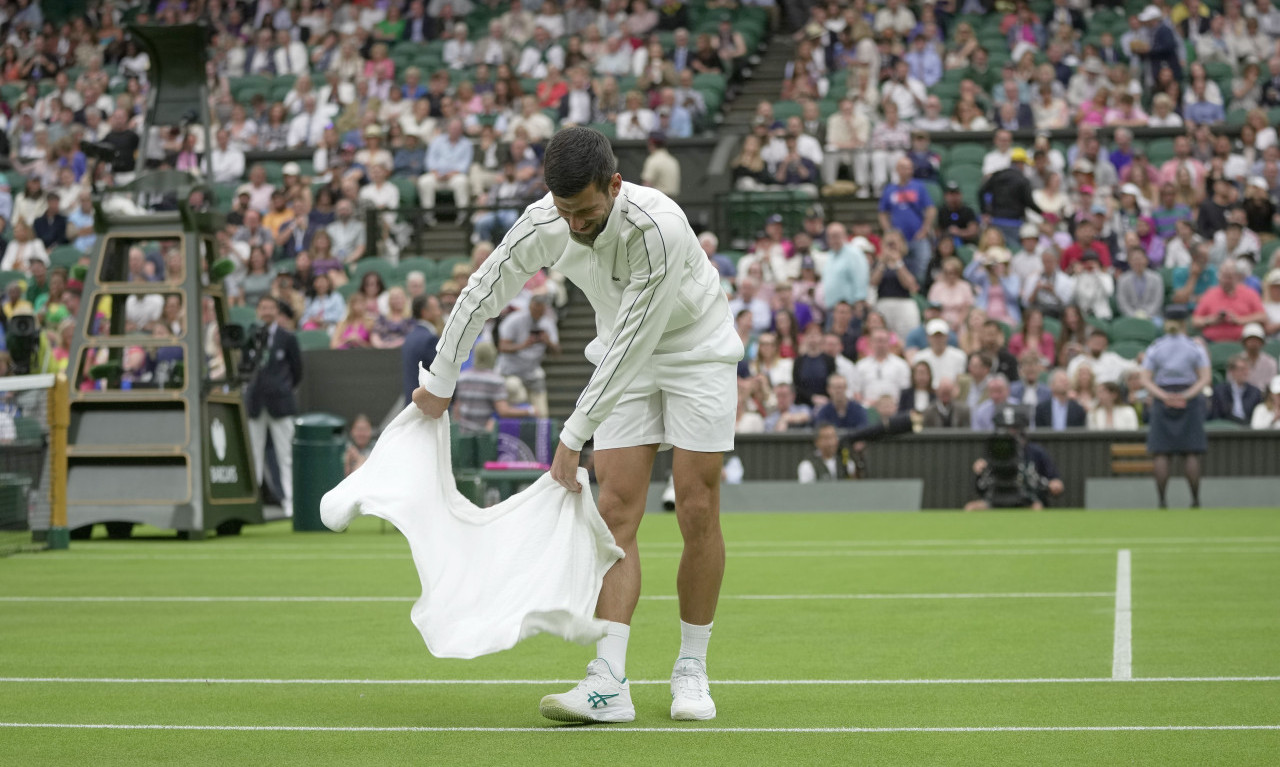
(1, 508, 1278, 765)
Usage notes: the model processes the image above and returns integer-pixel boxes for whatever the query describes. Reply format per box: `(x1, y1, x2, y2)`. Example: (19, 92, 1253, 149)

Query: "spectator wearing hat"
(1249, 375, 1280, 429)
(1131, 5, 1183, 85)
(978, 147, 1042, 249)
(939, 181, 979, 246)
(641, 132, 681, 199)
(1193, 259, 1266, 343)
(1209, 353, 1264, 425)
(964, 248, 1023, 328)
(1241, 322, 1279, 390)
(914, 318, 968, 387)
(1243, 176, 1278, 234)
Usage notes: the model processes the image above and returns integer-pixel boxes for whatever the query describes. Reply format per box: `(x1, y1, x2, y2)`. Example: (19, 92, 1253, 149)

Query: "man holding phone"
(496, 292, 560, 417)
(1192, 259, 1266, 343)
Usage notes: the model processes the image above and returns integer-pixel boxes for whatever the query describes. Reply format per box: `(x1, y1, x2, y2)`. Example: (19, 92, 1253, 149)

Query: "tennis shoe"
(670, 657, 716, 721)
(538, 659, 634, 723)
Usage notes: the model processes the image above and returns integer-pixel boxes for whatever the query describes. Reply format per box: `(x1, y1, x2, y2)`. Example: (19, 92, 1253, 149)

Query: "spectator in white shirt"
(443, 23, 474, 70)
(272, 28, 309, 76)
(615, 90, 656, 140)
(881, 58, 927, 121)
(727, 277, 772, 333)
(516, 25, 566, 79)
(473, 20, 516, 66)
(419, 119, 474, 225)
(286, 96, 329, 148)
(981, 130, 1014, 177)
(594, 34, 633, 76)
(504, 96, 556, 143)
(1066, 328, 1133, 385)
(853, 328, 911, 402)
(209, 128, 246, 184)
(914, 319, 968, 387)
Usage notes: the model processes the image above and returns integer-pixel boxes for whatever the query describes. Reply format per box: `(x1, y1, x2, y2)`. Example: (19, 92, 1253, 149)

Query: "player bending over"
(414, 127, 741, 723)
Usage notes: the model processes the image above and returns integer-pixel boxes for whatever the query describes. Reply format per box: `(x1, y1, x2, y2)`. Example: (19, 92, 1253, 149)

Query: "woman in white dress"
(1088, 381, 1139, 430)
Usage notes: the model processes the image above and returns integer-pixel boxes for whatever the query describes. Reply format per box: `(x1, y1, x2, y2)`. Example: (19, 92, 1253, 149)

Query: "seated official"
(797, 424, 856, 483)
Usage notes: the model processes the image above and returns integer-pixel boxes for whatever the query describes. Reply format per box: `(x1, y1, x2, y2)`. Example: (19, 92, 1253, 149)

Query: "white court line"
(2, 676, 1277, 686)
(0, 592, 1113, 604)
(15, 546, 1280, 561)
(1, 722, 1277, 734)
(1113, 549, 1133, 681)
(61, 535, 1280, 552)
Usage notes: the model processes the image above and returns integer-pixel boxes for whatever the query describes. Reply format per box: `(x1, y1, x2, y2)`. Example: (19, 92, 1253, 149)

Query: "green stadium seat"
(1259, 239, 1280, 267)
(1111, 340, 1148, 360)
(1208, 342, 1239, 372)
(296, 329, 332, 351)
(1264, 339, 1280, 359)
(228, 305, 258, 330)
(0, 270, 27, 288)
(49, 245, 85, 270)
(1042, 316, 1062, 339)
(946, 144, 986, 167)
(396, 257, 436, 282)
(1145, 138, 1175, 165)
(1109, 316, 1160, 345)
(771, 101, 803, 121)
(391, 177, 418, 207)
(13, 416, 41, 443)
(336, 281, 359, 299)
(349, 258, 397, 284)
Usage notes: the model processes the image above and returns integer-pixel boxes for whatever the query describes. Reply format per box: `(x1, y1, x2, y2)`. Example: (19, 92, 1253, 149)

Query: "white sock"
(596, 621, 630, 681)
(678, 620, 713, 665)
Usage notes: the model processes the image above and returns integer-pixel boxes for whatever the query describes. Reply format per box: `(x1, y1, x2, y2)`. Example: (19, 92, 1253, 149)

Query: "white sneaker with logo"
(538, 659, 635, 723)
(670, 657, 716, 721)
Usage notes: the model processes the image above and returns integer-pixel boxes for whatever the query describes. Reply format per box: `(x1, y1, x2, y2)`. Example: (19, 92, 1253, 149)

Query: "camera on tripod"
(984, 406, 1032, 508)
(227, 323, 269, 378)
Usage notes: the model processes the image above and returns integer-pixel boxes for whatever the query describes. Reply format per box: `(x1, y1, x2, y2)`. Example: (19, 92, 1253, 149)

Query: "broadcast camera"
(233, 323, 271, 378)
(983, 406, 1036, 508)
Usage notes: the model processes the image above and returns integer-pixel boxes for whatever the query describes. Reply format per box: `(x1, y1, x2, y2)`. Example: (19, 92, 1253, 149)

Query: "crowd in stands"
(718, 0, 1280, 445)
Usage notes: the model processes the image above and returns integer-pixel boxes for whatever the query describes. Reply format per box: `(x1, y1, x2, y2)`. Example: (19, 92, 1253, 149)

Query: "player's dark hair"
(543, 126, 617, 198)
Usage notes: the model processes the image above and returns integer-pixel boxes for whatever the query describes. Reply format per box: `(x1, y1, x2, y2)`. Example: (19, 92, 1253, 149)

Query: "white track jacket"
(424, 182, 738, 450)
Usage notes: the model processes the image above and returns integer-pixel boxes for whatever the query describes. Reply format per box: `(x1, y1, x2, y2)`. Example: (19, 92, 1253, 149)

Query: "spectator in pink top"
(1193, 260, 1267, 343)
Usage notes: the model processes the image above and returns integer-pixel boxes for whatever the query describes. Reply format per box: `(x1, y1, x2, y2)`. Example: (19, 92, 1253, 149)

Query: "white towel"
(320, 404, 623, 660)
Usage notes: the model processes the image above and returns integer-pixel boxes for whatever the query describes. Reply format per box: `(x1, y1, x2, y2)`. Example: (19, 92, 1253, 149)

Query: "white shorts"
(593, 355, 738, 453)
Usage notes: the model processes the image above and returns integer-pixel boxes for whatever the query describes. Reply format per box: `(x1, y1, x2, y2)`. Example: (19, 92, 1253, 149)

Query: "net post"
(45, 373, 70, 550)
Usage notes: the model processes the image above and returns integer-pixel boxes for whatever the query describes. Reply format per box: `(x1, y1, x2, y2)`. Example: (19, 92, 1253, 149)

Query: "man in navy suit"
(401, 294, 443, 406)
(1009, 349, 1052, 409)
(245, 296, 303, 515)
(1209, 354, 1263, 425)
(1034, 370, 1086, 430)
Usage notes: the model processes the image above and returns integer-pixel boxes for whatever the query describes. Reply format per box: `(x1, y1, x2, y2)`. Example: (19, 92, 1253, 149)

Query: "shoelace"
(672, 670, 709, 699)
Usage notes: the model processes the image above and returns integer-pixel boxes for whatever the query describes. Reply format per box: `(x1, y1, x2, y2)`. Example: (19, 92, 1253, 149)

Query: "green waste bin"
(292, 413, 346, 532)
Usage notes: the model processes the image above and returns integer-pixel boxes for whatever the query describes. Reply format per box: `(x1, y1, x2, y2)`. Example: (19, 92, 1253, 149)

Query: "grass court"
(1, 508, 1278, 765)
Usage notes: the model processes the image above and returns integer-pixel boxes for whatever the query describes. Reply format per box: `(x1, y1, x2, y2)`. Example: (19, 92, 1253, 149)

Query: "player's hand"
(412, 387, 450, 418)
(973, 458, 987, 474)
(550, 442, 582, 493)
(1048, 479, 1065, 495)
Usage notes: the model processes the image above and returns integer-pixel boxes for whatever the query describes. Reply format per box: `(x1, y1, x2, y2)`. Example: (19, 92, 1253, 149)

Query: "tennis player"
(414, 127, 742, 723)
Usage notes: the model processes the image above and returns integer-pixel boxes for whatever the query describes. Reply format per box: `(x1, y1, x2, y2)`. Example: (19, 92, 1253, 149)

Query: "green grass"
(2, 509, 1279, 765)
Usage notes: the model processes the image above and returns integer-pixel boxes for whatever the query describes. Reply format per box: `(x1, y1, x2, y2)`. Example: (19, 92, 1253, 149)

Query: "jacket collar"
(590, 184, 629, 250)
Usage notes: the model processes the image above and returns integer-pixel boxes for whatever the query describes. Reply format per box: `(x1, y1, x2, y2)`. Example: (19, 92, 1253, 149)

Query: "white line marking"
(16, 546, 1280, 561)
(1, 676, 1276, 687)
(0, 722, 1277, 734)
(62, 535, 1280, 552)
(0, 592, 1113, 604)
(1113, 549, 1133, 681)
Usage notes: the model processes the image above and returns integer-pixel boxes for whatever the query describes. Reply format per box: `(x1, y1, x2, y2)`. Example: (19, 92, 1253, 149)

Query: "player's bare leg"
(669, 447, 724, 720)
(594, 444, 660, 623)
(539, 443, 657, 724)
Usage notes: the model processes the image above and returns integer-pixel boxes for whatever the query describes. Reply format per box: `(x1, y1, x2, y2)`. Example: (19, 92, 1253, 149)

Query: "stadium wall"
(297, 349, 1280, 511)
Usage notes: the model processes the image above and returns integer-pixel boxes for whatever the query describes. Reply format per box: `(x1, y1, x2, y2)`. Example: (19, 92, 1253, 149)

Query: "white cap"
(1139, 5, 1163, 21)
(850, 236, 874, 255)
(1250, 177, 1270, 190)
(926, 318, 950, 336)
(1243, 322, 1266, 340)
(281, 162, 301, 176)
(1019, 222, 1039, 239)
(1120, 183, 1142, 198)
(1271, 375, 1280, 395)
(985, 246, 1012, 264)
